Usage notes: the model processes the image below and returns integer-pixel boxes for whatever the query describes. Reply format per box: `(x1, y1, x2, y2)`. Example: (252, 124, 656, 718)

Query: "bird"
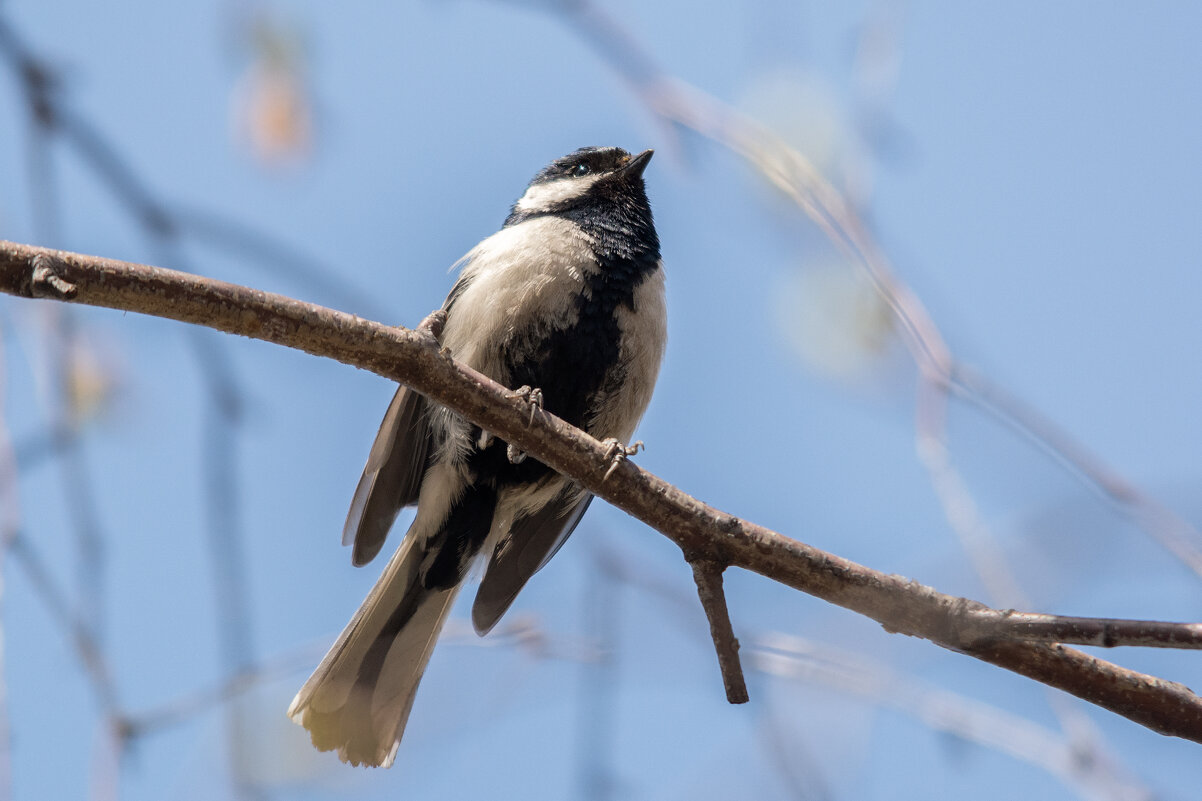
(288, 146, 666, 767)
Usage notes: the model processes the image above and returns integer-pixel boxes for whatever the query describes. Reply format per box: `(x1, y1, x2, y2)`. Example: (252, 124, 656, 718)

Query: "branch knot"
(30, 254, 77, 299)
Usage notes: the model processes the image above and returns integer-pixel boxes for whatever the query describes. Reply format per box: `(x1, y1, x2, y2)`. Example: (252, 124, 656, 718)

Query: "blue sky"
(2, 1, 1201, 799)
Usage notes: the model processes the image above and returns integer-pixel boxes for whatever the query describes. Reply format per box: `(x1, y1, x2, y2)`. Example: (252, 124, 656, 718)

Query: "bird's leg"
(505, 386, 544, 463)
(601, 438, 644, 480)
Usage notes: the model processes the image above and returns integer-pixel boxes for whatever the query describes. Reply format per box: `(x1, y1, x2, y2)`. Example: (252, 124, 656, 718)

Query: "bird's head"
(507, 146, 654, 222)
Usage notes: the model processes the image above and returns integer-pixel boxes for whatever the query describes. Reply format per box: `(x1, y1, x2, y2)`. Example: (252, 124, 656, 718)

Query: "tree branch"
(685, 555, 748, 704)
(958, 611, 1202, 650)
(3, 239, 1201, 744)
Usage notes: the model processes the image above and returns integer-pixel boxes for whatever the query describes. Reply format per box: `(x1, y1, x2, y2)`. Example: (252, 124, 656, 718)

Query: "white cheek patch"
(514, 174, 602, 213)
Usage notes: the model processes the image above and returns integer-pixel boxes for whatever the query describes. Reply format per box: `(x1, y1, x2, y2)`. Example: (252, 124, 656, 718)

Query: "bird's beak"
(623, 149, 654, 179)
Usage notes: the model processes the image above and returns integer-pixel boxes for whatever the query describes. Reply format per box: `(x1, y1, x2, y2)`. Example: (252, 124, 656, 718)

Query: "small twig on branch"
(30, 253, 76, 299)
(3, 240, 1202, 744)
(685, 552, 749, 704)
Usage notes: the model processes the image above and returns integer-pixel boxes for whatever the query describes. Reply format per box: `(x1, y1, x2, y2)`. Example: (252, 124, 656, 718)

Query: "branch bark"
(686, 555, 748, 704)
(3, 239, 1201, 744)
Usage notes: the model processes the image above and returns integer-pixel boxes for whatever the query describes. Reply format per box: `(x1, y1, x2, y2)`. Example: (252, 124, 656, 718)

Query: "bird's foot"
(602, 438, 644, 480)
(416, 309, 447, 341)
(508, 385, 544, 426)
(416, 309, 454, 360)
(502, 386, 543, 463)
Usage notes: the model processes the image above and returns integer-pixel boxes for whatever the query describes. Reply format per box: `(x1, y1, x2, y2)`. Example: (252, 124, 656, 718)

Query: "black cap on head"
(529, 146, 635, 186)
(506, 146, 657, 245)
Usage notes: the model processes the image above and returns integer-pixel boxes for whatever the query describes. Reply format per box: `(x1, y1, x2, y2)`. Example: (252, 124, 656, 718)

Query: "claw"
(509, 385, 544, 426)
(601, 438, 644, 480)
(500, 386, 544, 463)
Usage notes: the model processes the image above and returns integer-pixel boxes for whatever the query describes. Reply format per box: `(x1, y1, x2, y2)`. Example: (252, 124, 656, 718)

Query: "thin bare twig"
(577, 551, 620, 801)
(124, 614, 583, 738)
(11, 421, 74, 469)
(755, 700, 832, 801)
(752, 633, 1151, 801)
(173, 205, 389, 321)
(126, 642, 323, 737)
(0, 340, 17, 801)
(6, 532, 122, 722)
(951, 363, 1202, 577)
(685, 554, 749, 704)
(3, 241, 1200, 743)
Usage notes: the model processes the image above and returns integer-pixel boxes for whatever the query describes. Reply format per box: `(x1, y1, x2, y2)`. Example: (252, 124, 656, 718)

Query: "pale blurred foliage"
(229, 15, 313, 168)
(21, 306, 121, 429)
(738, 69, 898, 382)
(738, 67, 874, 207)
(773, 260, 896, 382)
(64, 334, 119, 427)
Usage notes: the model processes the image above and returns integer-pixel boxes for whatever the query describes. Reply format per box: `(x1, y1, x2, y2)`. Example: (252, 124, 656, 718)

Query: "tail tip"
(286, 696, 400, 769)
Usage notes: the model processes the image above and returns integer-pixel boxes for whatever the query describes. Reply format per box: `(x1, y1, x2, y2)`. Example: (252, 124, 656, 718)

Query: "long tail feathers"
(288, 534, 459, 768)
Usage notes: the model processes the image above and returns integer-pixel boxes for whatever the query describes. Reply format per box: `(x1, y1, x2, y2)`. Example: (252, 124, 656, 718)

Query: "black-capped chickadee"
(288, 146, 666, 767)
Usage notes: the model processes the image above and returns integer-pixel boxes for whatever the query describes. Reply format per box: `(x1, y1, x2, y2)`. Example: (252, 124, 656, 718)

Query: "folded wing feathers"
(343, 386, 430, 567)
(472, 491, 593, 635)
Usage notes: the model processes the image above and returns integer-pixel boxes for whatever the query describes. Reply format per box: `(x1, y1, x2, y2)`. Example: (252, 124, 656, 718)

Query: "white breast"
(440, 216, 597, 380)
(589, 262, 667, 442)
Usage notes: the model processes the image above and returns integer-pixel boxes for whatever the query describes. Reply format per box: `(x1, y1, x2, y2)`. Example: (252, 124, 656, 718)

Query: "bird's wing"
(342, 254, 475, 568)
(342, 385, 431, 567)
(471, 491, 593, 634)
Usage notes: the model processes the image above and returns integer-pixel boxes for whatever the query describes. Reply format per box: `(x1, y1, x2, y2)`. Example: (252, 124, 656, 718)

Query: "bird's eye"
(572, 163, 591, 177)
